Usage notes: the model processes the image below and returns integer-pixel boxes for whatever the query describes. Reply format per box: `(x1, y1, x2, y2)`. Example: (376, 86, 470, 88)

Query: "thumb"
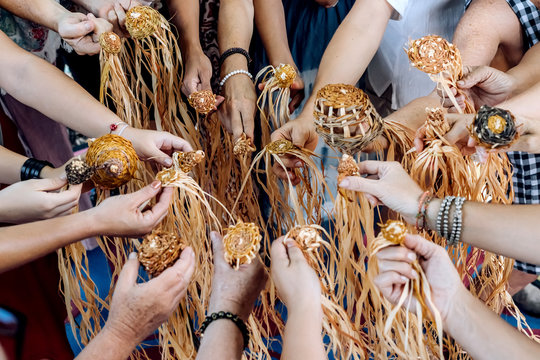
(284, 239, 307, 265)
(115, 252, 140, 292)
(128, 180, 162, 207)
(60, 15, 94, 38)
(270, 236, 291, 270)
(35, 177, 68, 191)
(403, 234, 439, 260)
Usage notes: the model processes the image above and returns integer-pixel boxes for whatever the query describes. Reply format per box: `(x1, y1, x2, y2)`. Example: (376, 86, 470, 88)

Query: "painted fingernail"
(407, 252, 416, 261)
(151, 180, 161, 189)
(339, 179, 349, 188)
(128, 252, 137, 260)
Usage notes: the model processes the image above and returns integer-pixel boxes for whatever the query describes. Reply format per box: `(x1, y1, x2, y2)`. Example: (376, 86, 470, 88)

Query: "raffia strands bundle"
(368, 221, 444, 359)
(284, 225, 367, 359)
(256, 64, 297, 143)
(123, 6, 199, 149)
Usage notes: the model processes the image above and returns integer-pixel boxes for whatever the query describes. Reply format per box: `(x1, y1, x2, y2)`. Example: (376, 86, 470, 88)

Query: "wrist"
(101, 322, 139, 353)
(39, 166, 56, 179)
(220, 55, 249, 76)
(207, 299, 253, 322)
(443, 285, 471, 333)
(180, 38, 203, 57)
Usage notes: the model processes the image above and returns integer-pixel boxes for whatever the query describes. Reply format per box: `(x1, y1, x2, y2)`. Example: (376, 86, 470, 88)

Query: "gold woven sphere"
(337, 154, 360, 183)
(287, 226, 323, 252)
(233, 133, 256, 157)
(223, 221, 262, 270)
(125, 6, 160, 39)
(138, 230, 186, 277)
(274, 64, 296, 88)
(85, 134, 138, 189)
(266, 139, 296, 155)
(380, 220, 408, 245)
(99, 32, 122, 54)
(406, 35, 462, 77)
(188, 90, 216, 114)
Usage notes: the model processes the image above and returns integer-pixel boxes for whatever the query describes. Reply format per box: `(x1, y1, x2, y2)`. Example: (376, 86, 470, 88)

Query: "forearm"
(507, 43, 540, 95)
(168, 0, 202, 56)
(218, 0, 254, 75)
(254, 0, 294, 67)
(196, 321, 244, 360)
(299, 0, 392, 117)
(425, 199, 540, 265)
(0, 0, 67, 32)
(446, 288, 540, 360)
(0, 211, 98, 273)
(0, 32, 119, 138)
(384, 91, 441, 131)
(76, 326, 137, 360)
(282, 305, 325, 360)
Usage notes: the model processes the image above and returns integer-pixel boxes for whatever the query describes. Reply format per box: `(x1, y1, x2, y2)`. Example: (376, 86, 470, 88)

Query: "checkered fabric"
(506, 0, 540, 274)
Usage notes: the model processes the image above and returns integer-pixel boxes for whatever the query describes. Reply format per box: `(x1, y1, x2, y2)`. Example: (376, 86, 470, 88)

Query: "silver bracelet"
(449, 197, 466, 245)
(219, 69, 253, 88)
(436, 196, 451, 237)
(442, 196, 455, 239)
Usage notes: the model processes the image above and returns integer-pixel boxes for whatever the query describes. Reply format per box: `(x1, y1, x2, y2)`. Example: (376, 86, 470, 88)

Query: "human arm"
(196, 232, 267, 360)
(376, 233, 540, 360)
(217, 0, 256, 140)
(339, 160, 540, 265)
(77, 246, 195, 360)
(0, 181, 172, 273)
(0, 31, 192, 166)
(270, 238, 325, 360)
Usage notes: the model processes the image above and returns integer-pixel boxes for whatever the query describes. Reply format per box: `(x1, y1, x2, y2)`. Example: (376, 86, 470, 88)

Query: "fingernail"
(108, 10, 115, 19)
(84, 22, 92, 32)
(412, 270, 419, 280)
(210, 231, 219, 242)
(183, 247, 194, 259)
(164, 158, 172, 167)
(400, 275, 408, 282)
(457, 80, 464, 86)
(285, 239, 295, 248)
(407, 252, 416, 261)
(128, 252, 137, 260)
(294, 161, 303, 168)
(60, 173, 67, 180)
(151, 180, 161, 189)
(339, 179, 350, 188)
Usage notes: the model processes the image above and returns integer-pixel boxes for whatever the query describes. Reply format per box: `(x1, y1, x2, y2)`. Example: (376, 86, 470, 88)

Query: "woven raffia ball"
(425, 107, 450, 140)
(288, 226, 322, 252)
(66, 158, 95, 185)
(233, 133, 256, 157)
(138, 230, 186, 277)
(223, 221, 262, 270)
(274, 64, 296, 88)
(406, 35, 462, 78)
(314, 84, 384, 154)
(99, 32, 122, 54)
(125, 6, 160, 39)
(85, 134, 138, 189)
(380, 220, 407, 245)
(177, 150, 205, 173)
(337, 154, 360, 183)
(470, 105, 518, 149)
(266, 139, 297, 155)
(188, 90, 216, 114)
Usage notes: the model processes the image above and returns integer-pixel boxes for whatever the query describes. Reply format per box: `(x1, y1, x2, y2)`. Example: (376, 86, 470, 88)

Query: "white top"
(368, 0, 467, 109)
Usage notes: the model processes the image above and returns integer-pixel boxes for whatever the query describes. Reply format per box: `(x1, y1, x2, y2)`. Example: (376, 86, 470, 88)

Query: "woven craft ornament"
(125, 6, 160, 39)
(67, 134, 138, 189)
(469, 105, 519, 149)
(138, 230, 186, 277)
(233, 133, 256, 157)
(188, 90, 216, 115)
(223, 221, 262, 270)
(314, 83, 384, 155)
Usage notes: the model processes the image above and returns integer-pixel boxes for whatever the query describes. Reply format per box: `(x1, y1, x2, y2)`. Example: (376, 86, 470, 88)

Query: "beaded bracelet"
(448, 197, 466, 245)
(442, 196, 456, 239)
(198, 311, 249, 349)
(219, 70, 253, 88)
(219, 47, 252, 69)
(415, 191, 433, 231)
(436, 196, 453, 238)
(20, 158, 54, 181)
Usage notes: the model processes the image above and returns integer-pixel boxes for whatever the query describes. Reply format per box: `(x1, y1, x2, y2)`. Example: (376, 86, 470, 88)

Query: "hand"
(103, 247, 195, 347)
(413, 113, 476, 155)
(88, 180, 173, 237)
(58, 13, 112, 55)
(121, 127, 193, 167)
(207, 232, 267, 321)
(374, 234, 464, 323)
(257, 72, 305, 113)
(0, 178, 81, 224)
(270, 112, 319, 185)
(270, 237, 321, 313)
(338, 160, 423, 224)
(438, 66, 516, 113)
(181, 50, 214, 97)
(88, 0, 153, 36)
(218, 74, 257, 140)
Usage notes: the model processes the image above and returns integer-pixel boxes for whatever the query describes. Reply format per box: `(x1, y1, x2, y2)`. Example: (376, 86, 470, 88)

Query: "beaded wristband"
(415, 191, 433, 231)
(198, 311, 249, 349)
(442, 196, 455, 239)
(436, 196, 452, 237)
(219, 70, 253, 88)
(448, 197, 466, 245)
(219, 47, 252, 69)
(20, 158, 54, 181)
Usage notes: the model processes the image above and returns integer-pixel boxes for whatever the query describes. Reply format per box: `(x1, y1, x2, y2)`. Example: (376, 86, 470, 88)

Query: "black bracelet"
(219, 48, 251, 69)
(20, 158, 54, 181)
(198, 311, 249, 349)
